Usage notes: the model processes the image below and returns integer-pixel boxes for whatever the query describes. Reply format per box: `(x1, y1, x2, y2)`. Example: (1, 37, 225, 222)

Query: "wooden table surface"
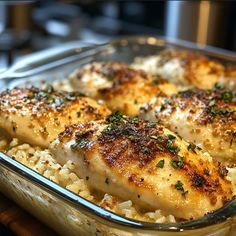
(0, 193, 58, 236)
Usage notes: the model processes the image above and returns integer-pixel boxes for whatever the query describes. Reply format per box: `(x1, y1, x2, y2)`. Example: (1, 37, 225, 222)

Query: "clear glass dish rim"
(0, 35, 236, 232)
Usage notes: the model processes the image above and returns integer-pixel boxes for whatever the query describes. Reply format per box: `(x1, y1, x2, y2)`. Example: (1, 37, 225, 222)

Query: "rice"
(0, 136, 235, 223)
(0, 137, 177, 223)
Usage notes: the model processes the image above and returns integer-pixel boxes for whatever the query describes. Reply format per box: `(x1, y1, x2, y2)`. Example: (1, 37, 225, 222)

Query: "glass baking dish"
(0, 36, 236, 236)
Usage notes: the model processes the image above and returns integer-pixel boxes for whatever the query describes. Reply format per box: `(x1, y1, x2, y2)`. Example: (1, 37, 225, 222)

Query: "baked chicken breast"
(50, 113, 233, 220)
(0, 86, 110, 148)
(132, 49, 225, 89)
(69, 62, 177, 116)
(140, 86, 236, 163)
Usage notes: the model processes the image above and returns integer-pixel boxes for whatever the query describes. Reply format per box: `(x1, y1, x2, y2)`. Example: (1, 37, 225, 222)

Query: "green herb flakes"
(77, 111, 81, 118)
(71, 138, 90, 149)
(209, 99, 215, 106)
(221, 91, 233, 103)
(156, 159, 165, 168)
(175, 180, 188, 197)
(167, 142, 180, 155)
(167, 134, 176, 141)
(106, 111, 124, 124)
(171, 156, 184, 169)
(214, 82, 224, 89)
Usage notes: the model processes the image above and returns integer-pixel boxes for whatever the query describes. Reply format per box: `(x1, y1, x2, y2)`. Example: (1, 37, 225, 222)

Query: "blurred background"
(0, 0, 236, 71)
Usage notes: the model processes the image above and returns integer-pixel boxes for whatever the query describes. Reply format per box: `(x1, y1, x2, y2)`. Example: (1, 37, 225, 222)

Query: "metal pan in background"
(0, 36, 236, 236)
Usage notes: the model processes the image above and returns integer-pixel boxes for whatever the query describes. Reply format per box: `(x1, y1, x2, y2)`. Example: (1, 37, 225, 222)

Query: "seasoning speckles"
(142, 85, 236, 162)
(174, 180, 188, 197)
(71, 138, 90, 149)
(156, 159, 165, 168)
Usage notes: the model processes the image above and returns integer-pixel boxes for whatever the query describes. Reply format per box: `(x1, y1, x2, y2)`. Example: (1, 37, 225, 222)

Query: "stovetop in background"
(0, 1, 165, 71)
(0, 1, 236, 77)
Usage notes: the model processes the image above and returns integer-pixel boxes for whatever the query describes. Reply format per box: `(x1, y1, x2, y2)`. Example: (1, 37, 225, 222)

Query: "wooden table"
(0, 193, 58, 236)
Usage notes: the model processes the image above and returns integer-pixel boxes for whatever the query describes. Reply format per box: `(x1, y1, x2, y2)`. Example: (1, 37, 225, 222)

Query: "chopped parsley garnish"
(206, 106, 235, 116)
(214, 82, 224, 89)
(129, 116, 140, 124)
(221, 91, 233, 103)
(209, 99, 215, 106)
(214, 108, 234, 115)
(77, 111, 81, 118)
(71, 138, 90, 149)
(38, 91, 48, 99)
(106, 111, 124, 124)
(175, 180, 188, 197)
(167, 142, 180, 154)
(167, 134, 176, 141)
(102, 124, 116, 135)
(166, 134, 180, 155)
(156, 159, 165, 168)
(105, 178, 109, 185)
(171, 155, 184, 169)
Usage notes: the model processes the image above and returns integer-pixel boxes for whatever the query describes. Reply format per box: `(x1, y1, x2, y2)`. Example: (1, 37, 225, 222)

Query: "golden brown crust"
(0, 86, 108, 123)
(160, 50, 225, 87)
(141, 85, 236, 162)
(96, 62, 165, 97)
(155, 87, 236, 144)
(58, 114, 232, 205)
(73, 62, 177, 116)
(0, 86, 110, 147)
